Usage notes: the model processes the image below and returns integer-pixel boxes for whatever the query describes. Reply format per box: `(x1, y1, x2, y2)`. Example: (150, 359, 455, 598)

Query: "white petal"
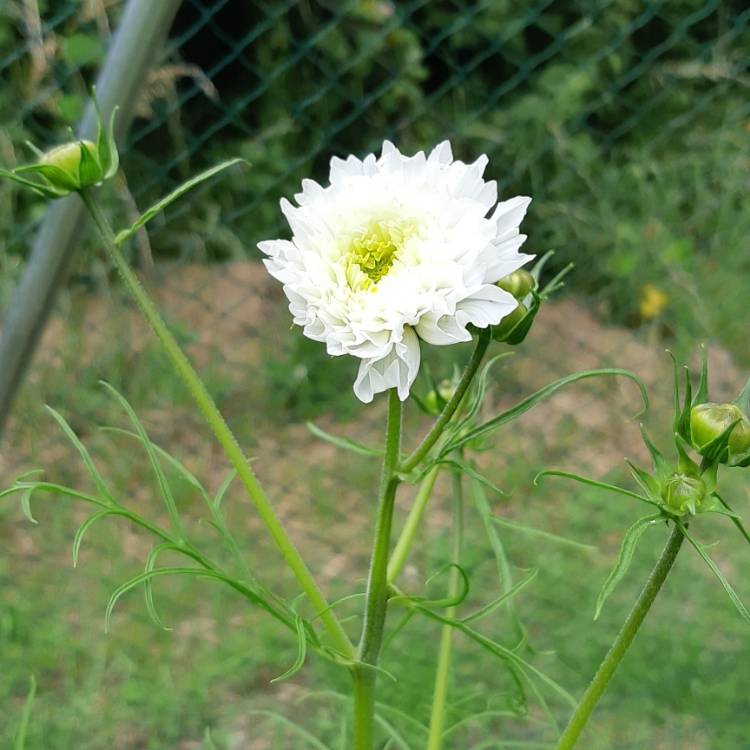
(353, 327, 421, 403)
(415, 310, 473, 346)
(428, 140, 453, 165)
(456, 285, 518, 328)
(493, 196, 531, 239)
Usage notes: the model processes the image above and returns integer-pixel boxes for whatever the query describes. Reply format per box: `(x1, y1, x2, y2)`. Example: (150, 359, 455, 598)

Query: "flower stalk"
(400, 327, 491, 474)
(353, 388, 402, 749)
(79, 188, 354, 659)
(554, 522, 685, 750)
(387, 466, 440, 584)
(426, 467, 464, 750)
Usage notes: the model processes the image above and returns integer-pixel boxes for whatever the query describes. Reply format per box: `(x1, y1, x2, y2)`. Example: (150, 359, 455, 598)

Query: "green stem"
(353, 389, 402, 749)
(351, 667, 376, 750)
(79, 188, 353, 659)
(400, 328, 491, 474)
(387, 465, 440, 584)
(426, 467, 464, 750)
(554, 522, 685, 750)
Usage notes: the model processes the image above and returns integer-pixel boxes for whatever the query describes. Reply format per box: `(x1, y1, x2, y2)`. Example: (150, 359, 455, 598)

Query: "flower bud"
(437, 378, 455, 403)
(497, 269, 535, 300)
(661, 472, 706, 514)
(492, 302, 527, 342)
(423, 389, 440, 415)
(40, 140, 95, 173)
(690, 402, 750, 456)
(0, 94, 119, 199)
(38, 140, 99, 192)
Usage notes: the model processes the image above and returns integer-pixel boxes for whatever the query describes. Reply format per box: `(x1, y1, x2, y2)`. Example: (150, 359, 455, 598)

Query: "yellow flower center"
(344, 219, 416, 291)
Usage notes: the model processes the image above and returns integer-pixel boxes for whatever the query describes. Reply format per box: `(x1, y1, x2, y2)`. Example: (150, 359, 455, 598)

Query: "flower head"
(260, 141, 533, 402)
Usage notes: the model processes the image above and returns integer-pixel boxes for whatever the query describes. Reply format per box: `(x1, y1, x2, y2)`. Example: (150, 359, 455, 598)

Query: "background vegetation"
(1, 1, 749, 747)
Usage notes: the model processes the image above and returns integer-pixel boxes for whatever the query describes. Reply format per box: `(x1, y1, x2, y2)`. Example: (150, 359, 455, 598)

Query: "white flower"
(259, 141, 533, 403)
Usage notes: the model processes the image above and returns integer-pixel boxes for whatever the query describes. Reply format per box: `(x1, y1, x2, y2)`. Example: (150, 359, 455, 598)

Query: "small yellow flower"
(639, 283, 668, 320)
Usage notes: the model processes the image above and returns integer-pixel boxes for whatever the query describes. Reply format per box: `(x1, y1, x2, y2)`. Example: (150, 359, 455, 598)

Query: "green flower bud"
(437, 378, 455, 403)
(497, 269, 535, 300)
(38, 140, 100, 192)
(492, 302, 527, 342)
(40, 140, 95, 174)
(0, 94, 119, 199)
(690, 402, 750, 456)
(423, 389, 440, 415)
(661, 472, 706, 514)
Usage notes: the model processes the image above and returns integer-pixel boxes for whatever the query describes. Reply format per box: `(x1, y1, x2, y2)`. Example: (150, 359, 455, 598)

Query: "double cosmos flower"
(260, 141, 533, 403)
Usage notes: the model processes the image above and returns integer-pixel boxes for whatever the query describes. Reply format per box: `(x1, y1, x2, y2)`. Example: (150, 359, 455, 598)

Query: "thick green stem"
(554, 523, 685, 750)
(387, 466, 440, 584)
(400, 328, 490, 474)
(353, 389, 402, 749)
(79, 189, 353, 659)
(426, 468, 464, 750)
(351, 667, 376, 750)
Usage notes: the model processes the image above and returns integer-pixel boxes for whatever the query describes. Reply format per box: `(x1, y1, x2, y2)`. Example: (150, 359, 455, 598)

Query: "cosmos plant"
(3, 98, 750, 750)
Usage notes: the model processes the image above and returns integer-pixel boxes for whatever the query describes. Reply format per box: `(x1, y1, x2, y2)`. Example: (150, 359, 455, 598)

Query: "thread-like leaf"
(100, 382, 183, 538)
(678, 522, 750, 625)
(435, 458, 505, 496)
(418, 563, 470, 609)
(73, 509, 121, 567)
(472, 480, 530, 649)
(451, 353, 514, 437)
(270, 615, 308, 683)
(490, 515, 597, 552)
(104, 566, 292, 634)
(143, 542, 189, 630)
(392, 580, 568, 714)
(115, 159, 246, 245)
(462, 568, 539, 624)
(13, 675, 36, 750)
(446, 368, 648, 454)
(19, 487, 38, 525)
(373, 713, 410, 750)
(4, 481, 109, 509)
(714, 493, 750, 547)
(409, 602, 576, 708)
(535, 469, 658, 508)
(306, 421, 382, 457)
(594, 513, 662, 620)
(46, 405, 115, 504)
(213, 470, 238, 510)
(0, 167, 63, 197)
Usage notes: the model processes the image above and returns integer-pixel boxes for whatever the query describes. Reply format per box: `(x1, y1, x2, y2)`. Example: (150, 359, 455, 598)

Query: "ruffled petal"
(353, 327, 421, 403)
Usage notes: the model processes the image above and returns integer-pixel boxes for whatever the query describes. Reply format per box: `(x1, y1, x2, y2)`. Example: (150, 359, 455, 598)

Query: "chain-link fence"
(1, 2, 749, 748)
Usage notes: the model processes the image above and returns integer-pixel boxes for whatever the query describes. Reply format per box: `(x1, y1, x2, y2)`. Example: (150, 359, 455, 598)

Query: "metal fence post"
(0, 0, 182, 439)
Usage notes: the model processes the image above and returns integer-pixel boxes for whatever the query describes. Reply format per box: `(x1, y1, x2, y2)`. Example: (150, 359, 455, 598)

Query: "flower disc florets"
(260, 141, 533, 402)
